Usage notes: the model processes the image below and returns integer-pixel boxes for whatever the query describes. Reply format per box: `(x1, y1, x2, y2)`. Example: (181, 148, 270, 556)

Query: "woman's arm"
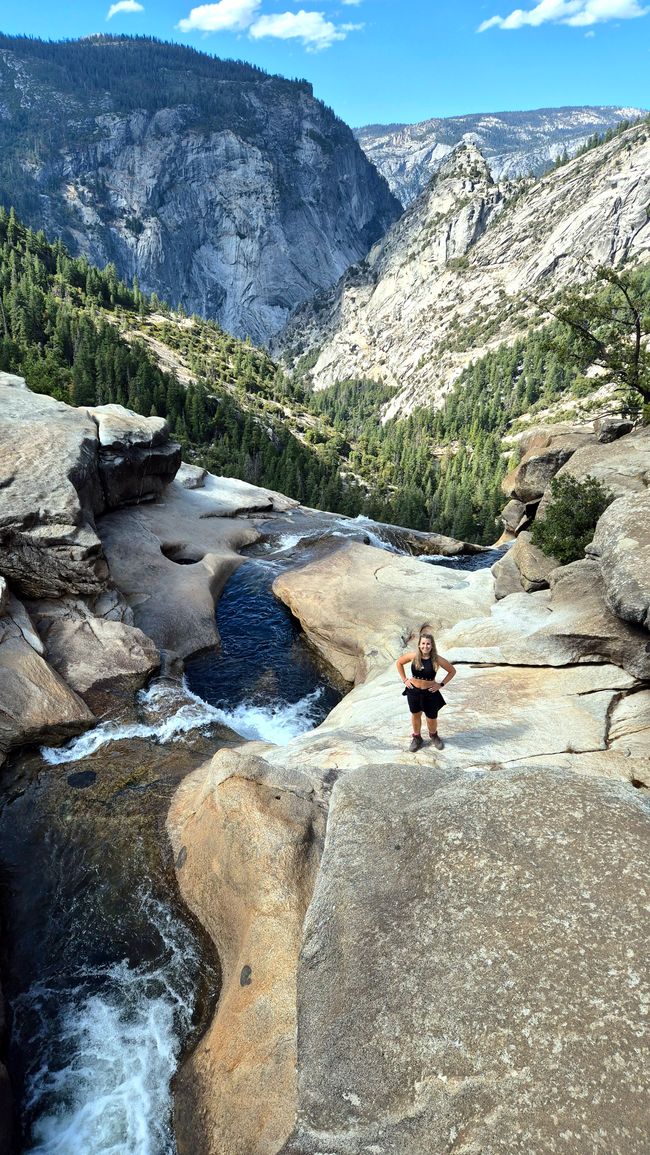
(396, 652, 416, 688)
(434, 655, 456, 689)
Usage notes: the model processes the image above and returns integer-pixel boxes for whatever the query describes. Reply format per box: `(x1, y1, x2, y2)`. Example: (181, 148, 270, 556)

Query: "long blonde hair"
(412, 625, 438, 672)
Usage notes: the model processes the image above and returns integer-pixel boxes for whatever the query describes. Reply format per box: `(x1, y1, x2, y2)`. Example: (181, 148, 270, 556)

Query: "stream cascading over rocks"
(0, 522, 365, 1154)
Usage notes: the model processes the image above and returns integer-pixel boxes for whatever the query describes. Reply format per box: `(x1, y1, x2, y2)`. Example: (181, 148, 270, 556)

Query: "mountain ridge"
(356, 105, 647, 205)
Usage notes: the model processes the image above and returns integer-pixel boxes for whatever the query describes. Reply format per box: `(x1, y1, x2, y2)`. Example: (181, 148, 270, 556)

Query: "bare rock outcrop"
(538, 424, 650, 513)
(171, 529, 648, 1154)
(588, 491, 650, 631)
(168, 751, 324, 1155)
(510, 530, 559, 591)
(84, 404, 181, 508)
(0, 377, 107, 598)
(279, 766, 650, 1155)
(27, 597, 160, 715)
(0, 592, 93, 761)
(491, 547, 524, 599)
(502, 429, 593, 505)
(0, 379, 183, 599)
(441, 558, 650, 683)
(272, 541, 495, 684)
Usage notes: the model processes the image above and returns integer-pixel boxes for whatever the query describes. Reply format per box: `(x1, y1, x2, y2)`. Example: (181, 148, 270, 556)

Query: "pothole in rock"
(160, 542, 205, 565)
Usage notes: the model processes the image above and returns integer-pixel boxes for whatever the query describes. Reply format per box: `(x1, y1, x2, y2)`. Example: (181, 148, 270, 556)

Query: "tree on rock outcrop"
(548, 265, 650, 414)
(532, 474, 614, 565)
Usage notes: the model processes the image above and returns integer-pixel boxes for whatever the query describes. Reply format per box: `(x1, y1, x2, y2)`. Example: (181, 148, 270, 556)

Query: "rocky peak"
(278, 120, 650, 414)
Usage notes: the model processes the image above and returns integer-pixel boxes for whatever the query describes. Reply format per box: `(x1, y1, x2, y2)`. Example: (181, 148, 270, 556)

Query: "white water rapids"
(14, 898, 202, 1155)
(41, 680, 328, 766)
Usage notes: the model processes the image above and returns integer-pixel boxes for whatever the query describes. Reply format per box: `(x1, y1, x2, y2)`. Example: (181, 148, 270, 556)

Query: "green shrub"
(531, 474, 614, 565)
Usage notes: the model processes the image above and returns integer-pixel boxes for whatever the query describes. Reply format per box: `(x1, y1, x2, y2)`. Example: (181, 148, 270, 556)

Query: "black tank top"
(411, 656, 436, 680)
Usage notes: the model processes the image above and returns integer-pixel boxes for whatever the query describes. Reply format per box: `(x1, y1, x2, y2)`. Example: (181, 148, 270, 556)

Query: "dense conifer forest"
(1, 206, 602, 541)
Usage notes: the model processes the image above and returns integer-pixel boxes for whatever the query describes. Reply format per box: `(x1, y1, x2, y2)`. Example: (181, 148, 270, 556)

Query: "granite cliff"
(0, 35, 400, 345)
(278, 122, 650, 415)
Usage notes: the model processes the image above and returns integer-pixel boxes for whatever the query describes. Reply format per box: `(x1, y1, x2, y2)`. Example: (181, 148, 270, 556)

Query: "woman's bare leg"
(426, 719, 438, 738)
(411, 712, 422, 736)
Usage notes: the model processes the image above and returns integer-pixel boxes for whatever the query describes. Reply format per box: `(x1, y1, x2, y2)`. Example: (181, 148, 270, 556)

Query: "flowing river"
(0, 513, 501, 1153)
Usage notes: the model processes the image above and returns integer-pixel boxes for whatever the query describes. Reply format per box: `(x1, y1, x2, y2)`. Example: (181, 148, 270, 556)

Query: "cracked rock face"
(0, 378, 107, 598)
(589, 491, 650, 632)
(26, 596, 160, 715)
(0, 592, 93, 760)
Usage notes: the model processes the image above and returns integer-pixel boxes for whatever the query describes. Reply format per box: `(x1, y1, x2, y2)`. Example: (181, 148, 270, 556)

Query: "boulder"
(502, 426, 593, 504)
(511, 530, 559, 591)
(588, 492, 650, 631)
(168, 750, 324, 1155)
(28, 597, 160, 715)
(84, 404, 181, 507)
(499, 497, 527, 533)
(272, 541, 495, 684)
(0, 594, 93, 763)
(540, 425, 650, 509)
(176, 463, 208, 490)
(0, 381, 107, 598)
(280, 767, 650, 1155)
(491, 546, 524, 600)
(595, 415, 634, 443)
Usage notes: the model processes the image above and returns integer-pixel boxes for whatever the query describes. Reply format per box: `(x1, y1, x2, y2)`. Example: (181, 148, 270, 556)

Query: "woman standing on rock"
(396, 627, 456, 752)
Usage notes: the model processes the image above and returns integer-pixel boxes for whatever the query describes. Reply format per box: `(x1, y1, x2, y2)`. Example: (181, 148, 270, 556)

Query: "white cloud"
(341, 0, 363, 5)
(478, 0, 648, 29)
(249, 9, 362, 50)
(107, 0, 144, 18)
(177, 0, 261, 33)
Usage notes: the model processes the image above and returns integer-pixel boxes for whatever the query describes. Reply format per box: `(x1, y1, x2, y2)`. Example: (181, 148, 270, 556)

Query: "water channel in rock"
(0, 512, 502, 1153)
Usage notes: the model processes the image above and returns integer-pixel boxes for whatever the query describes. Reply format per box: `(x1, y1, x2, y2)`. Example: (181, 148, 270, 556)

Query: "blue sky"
(2, 1, 648, 126)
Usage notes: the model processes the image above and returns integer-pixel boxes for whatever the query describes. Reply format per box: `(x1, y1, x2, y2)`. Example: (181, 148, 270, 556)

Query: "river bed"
(0, 513, 502, 1153)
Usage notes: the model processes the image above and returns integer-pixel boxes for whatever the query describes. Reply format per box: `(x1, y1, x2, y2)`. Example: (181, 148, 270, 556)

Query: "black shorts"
(403, 687, 446, 719)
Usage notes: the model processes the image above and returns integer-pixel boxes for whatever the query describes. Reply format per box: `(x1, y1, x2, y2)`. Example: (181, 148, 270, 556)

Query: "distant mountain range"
(0, 34, 400, 344)
(356, 106, 648, 205)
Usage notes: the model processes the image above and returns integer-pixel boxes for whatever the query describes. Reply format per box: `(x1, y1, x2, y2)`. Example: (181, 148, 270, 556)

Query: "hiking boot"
(430, 733, 444, 750)
(409, 734, 423, 752)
